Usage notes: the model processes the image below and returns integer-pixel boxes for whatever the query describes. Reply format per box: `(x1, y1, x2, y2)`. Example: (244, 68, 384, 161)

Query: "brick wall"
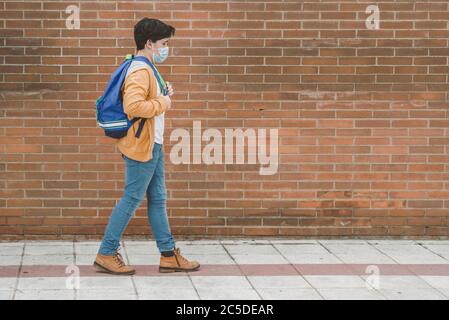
(1, 0, 449, 239)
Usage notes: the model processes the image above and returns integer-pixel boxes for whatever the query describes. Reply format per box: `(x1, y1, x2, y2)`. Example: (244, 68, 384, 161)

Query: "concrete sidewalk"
(1, 239, 449, 300)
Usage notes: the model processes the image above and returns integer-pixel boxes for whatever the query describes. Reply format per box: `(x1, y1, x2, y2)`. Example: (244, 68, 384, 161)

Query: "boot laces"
(174, 248, 189, 264)
(113, 251, 125, 268)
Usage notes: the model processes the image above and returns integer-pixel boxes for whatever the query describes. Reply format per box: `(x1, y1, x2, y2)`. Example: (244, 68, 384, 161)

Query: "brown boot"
(93, 252, 135, 275)
(159, 247, 200, 273)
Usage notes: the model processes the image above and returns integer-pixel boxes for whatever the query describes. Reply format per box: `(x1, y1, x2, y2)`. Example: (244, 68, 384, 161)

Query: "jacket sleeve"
(122, 68, 168, 119)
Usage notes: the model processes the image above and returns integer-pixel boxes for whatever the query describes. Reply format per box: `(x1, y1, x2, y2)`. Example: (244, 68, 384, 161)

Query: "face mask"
(152, 46, 169, 63)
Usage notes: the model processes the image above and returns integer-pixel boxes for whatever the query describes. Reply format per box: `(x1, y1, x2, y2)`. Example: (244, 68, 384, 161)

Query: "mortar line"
(219, 239, 264, 300)
(317, 240, 388, 299)
(122, 240, 139, 300)
(366, 240, 446, 298)
(271, 240, 325, 300)
(11, 242, 25, 300)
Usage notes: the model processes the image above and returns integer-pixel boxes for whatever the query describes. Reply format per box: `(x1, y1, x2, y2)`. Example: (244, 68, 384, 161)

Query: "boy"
(94, 18, 200, 275)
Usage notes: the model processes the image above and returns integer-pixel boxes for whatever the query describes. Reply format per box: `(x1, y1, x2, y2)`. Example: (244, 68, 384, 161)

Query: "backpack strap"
(126, 55, 167, 139)
(132, 55, 168, 96)
(123, 55, 147, 139)
(135, 118, 146, 138)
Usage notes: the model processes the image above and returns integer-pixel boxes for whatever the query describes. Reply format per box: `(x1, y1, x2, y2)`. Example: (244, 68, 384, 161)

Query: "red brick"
(1, 1, 448, 239)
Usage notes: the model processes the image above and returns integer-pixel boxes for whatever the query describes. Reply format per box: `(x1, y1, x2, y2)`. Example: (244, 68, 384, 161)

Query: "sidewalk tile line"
(2, 264, 449, 278)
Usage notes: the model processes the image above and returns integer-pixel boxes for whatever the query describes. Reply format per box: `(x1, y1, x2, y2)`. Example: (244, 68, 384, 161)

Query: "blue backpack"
(95, 54, 167, 139)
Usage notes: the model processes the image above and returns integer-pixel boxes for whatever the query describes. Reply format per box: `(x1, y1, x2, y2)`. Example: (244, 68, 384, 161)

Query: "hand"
(161, 95, 171, 110)
(165, 81, 174, 97)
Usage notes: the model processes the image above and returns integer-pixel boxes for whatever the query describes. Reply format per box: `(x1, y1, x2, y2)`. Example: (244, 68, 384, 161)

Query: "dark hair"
(134, 18, 175, 50)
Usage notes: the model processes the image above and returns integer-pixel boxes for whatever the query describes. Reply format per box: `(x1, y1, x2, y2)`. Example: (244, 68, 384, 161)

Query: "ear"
(146, 40, 153, 50)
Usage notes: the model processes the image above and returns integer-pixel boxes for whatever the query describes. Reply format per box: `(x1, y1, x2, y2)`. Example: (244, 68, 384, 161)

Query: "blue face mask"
(153, 46, 169, 63)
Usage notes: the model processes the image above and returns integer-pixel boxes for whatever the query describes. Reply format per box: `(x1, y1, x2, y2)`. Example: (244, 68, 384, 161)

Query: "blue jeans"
(99, 142, 176, 255)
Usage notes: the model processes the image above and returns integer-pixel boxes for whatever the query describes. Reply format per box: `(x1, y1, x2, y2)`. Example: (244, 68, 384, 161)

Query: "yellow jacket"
(117, 56, 169, 162)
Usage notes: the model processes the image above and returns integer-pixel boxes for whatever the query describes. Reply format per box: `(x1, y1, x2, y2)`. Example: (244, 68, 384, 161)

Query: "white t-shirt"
(154, 79, 165, 144)
(125, 60, 164, 145)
